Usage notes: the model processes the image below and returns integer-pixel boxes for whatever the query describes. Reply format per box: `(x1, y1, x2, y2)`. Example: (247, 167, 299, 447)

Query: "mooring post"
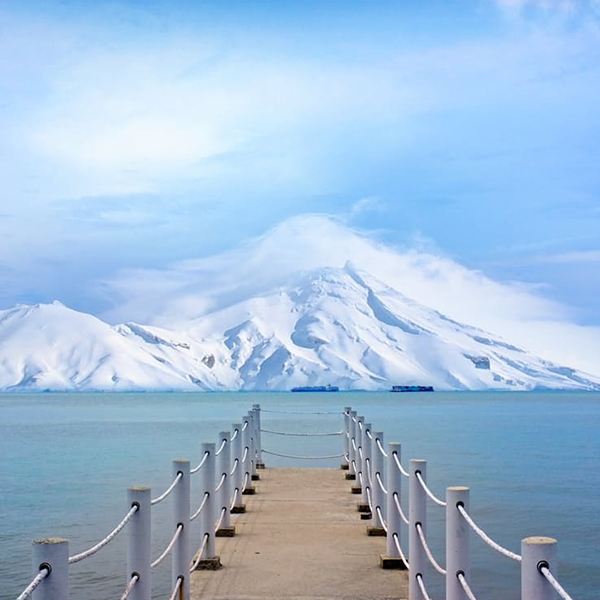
(248, 411, 259, 481)
(32, 537, 69, 600)
(368, 431, 386, 535)
(381, 442, 406, 568)
(216, 431, 235, 536)
(242, 415, 255, 495)
(521, 536, 557, 600)
(347, 410, 358, 481)
(231, 423, 246, 512)
(127, 486, 151, 600)
(352, 416, 365, 494)
(252, 404, 264, 468)
(199, 443, 217, 561)
(341, 406, 351, 470)
(358, 422, 372, 514)
(409, 459, 428, 600)
(172, 460, 190, 600)
(446, 486, 470, 600)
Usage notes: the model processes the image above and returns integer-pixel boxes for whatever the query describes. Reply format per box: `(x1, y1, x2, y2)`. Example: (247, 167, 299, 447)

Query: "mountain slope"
(1, 268, 598, 392)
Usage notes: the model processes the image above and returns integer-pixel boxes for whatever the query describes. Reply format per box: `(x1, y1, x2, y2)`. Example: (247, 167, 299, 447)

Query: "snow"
(1, 267, 599, 392)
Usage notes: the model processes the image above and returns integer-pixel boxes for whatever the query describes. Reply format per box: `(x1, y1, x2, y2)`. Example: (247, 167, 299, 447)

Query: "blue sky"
(1, 0, 599, 324)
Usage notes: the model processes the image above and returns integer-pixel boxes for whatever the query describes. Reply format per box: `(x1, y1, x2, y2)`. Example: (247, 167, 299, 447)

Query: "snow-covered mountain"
(1, 265, 598, 391)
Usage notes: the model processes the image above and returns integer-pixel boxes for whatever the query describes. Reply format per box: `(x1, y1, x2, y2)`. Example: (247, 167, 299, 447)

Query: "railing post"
(347, 410, 358, 481)
(382, 442, 406, 569)
(358, 421, 372, 514)
(242, 415, 255, 495)
(127, 486, 151, 600)
(231, 423, 246, 513)
(351, 416, 364, 494)
(252, 404, 264, 468)
(172, 460, 190, 600)
(409, 459, 428, 600)
(199, 442, 217, 560)
(216, 431, 235, 536)
(341, 406, 351, 470)
(369, 431, 386, 535)
(521, 536, 557, 600)
(446, 486, 470, 600)
(248, 411, 258, 481)
(32, 537, 69, 600)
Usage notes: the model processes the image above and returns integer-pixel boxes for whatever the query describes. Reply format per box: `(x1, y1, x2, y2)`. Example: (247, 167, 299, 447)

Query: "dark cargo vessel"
(391, 385, 434, 392)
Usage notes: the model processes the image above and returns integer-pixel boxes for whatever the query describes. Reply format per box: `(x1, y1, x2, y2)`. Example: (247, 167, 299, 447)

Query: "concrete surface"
(191, 467, 408, 600)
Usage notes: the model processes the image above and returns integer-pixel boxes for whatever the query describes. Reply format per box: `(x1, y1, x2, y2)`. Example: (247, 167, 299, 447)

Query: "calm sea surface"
(1, 392, 599, 600)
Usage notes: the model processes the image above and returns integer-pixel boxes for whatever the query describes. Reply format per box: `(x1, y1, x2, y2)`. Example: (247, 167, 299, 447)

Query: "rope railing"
(151, 524, 183, 569)
(167, 577, 183, 600)
(457, 572, 479, 600)
(457, 504, 521, 562)
(261, 409, 342, 415)
(392, 451, 410, 477)
(118, 574, 139, 600)
(215, 507, 227, 532)
(189, 533, 210, 573)
(415, 471, 446, 507)
(68, 505, 138, 564)
(215, 472, 227, 492)
(416, 574, 434, 600)
(540, 565, 575, 600)
(190, 492, 210, 521)
(375, 437, 387, 457)
(260, 427, 343, 436)
(262, 449, 344, 460)
(229, 488, 239, 511)
(230, 458, 239, 475)
(15, 568, 49, 600)
(215, 438, 228, 456)
(392, 533, 410, 570)
(393, 491, 409, 524)
(416, 522, 447, 575)
(231, 428, 239, 441)
(375, 471, 387, 495)
(151, 471, 183, 505)
(375, 506, 388, 533)
(190, 450, 210, 474)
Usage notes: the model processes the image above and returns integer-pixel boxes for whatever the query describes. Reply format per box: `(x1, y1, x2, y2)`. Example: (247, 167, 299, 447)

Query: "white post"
(521, 537, 557, 600)
(371, 431, 385, 530)
(127, 486, 151, 600)
(361, 422, 372, 507)
(252, 404, 263, 467)
(248, 411, 258, 479)
(32, 538, 69, 600)
(216, 431, 232, 532)
(409, 459, 427, 600)
(241, 415, 255, 495)
(349, 410, 358, 478)
(446, 487, 470, 600)
(384, 442, 404, 563)
(172, 460, 190, 600)
(200, 443, 216, 559)
(353, 416, 365, 494)
(231, 423, 245, 512)
(342, 406, 351, 469)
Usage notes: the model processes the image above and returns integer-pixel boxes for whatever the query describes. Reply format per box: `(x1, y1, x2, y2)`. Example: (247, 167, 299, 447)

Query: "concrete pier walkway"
(191, 467, 408, 600)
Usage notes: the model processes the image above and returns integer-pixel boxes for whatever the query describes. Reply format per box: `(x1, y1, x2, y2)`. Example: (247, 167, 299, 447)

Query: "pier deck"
(191, 467, 408, 600)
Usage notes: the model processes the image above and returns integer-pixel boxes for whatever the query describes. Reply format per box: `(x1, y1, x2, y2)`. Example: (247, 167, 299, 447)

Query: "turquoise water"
(1, 392, 599, 600)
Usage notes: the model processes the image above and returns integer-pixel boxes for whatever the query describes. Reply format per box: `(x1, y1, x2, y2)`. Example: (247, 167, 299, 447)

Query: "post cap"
(522, 536, 557, 546)
(447, 486, 469, 492)
(129, 485, 150, 492)
(34, 537, 68, 545)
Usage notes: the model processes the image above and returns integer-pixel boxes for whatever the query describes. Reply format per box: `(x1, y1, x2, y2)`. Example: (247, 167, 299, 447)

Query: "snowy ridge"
(1, 266, 598, 391)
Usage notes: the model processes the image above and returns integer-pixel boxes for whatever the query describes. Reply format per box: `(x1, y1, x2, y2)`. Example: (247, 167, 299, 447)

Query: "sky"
(1, 0, 600, 329)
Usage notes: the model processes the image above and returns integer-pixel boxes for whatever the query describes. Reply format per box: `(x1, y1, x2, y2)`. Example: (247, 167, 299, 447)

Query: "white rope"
(262, 449, 344, 460)
(151, 524, 183, 568)
(366, 429, 373, 440)
(376, 471, 388, 495)
(229, 488, 239, 511)
(416, 523, 447, 575)
(344, 452, 350, 463)
(241, 472, 250, 492)
(119, 574, 139, 600)
(261, 409, 341, 415)
(358, 446, 364, 460)
(457, 572, 479, 600)
(151, 472, 183, 505)
(242, 421, 249, 431)
(215, 438, 227, 456)
(416, 574, 434, 600)
(393, 451, 410, 477)
(242, 446, 249, 463)
(393, 492, 409, 524)
(260, 427, 343, 436)
(191, 451, 210, 474)
(231, 428, 239, 441)
(540, 566, 575, 600)
(189, 533, 210, 572)
(69, 505, 138, 564)
(214, 507, 227, 531)
(230, 458, 239, 476)
(190, 492, 209, 521)
(376, 437, 388, 457)
(16, 568, 49, 600)
(392, 533, 410, 570)
(365, 457, 373, 486)
(415, 472, 446, 507)
(351, 438, 357, 452)
(376, 506, 388, 533)
(358, 421, 363, 430)
(167, 577, 183, 600)
(366, 485, 374, 513)
(215, 473, 227, 492)
(457, 505, 521, 562)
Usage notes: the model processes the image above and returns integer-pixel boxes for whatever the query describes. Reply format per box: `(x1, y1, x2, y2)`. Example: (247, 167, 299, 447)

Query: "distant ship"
(391, 385, 434, 392)
(291, 385, 340, 392)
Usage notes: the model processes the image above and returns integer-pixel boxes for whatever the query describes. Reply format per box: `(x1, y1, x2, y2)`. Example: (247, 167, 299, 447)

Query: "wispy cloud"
(532, 250, 600, 264)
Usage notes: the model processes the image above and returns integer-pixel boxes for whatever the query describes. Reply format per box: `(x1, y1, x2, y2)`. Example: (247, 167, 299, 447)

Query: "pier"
(15, 404, 575, 600)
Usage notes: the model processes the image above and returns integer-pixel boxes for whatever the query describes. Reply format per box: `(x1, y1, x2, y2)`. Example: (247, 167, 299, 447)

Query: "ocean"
(1, 391, 598, 600)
